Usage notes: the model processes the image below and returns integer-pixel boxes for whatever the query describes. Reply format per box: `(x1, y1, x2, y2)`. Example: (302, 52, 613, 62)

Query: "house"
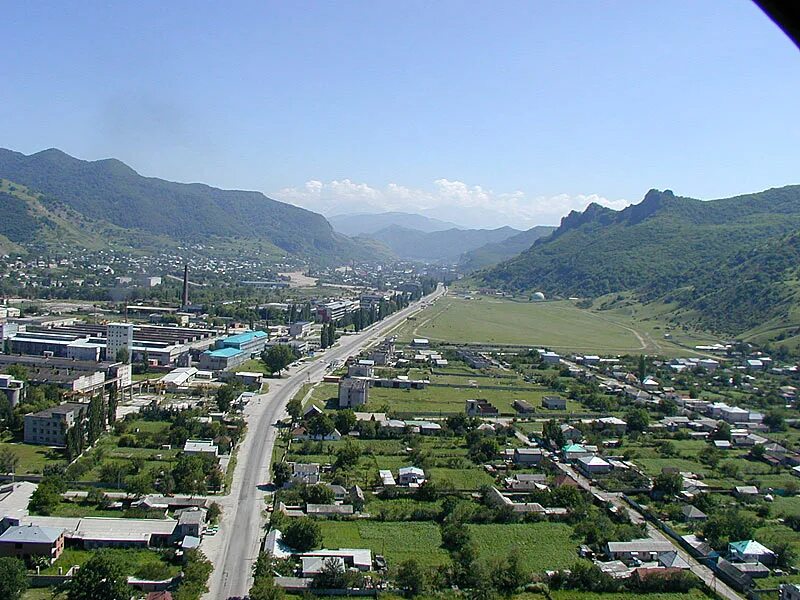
(303, 405, 324, 419)
(513, 448, 543, 466)
(0, 524, 65, 563)
(398, 466, 426, 487)
(300, 549, 372, 575)
(504, 473, 547, 492)
(183, 439, 218, 457)
(541, 395, 566, 410)
(734, 485, 760, 499)
(562, 443, 592, 462)
(606, 539, 674, 563)
(289, 321, 313, 338)
(174, 508, 206, 539)
(306, 504, 354, 517)
(681, 505, 707, 522)
(595, 416, 627, 434)
(577, 455, 611, 476)
(338, 378, 369, 408)
(780, 583, 800, 600)
(560, 423, 582, 441)
(729, 540, 775, 566)
(327, 484, 348, 503)
(378, 469, 396, 486)
(658, 551, 690, 569)
(513, 399, 534, 414)
(465, 399, 499, 416)
(290, 463, 320, 485)
(541, 351, 560, 365)
(264, 529, 294, 559)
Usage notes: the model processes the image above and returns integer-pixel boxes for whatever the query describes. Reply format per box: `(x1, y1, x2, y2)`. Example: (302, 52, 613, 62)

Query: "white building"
(106, 323, 134, 361)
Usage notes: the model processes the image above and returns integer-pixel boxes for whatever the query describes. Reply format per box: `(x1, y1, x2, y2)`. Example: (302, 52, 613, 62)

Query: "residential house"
(0, 524, 65, 563)
(577, 455, 611, 476)
(513, 448, 543, 466)
(606, 539, 675, 564)
(289, 463, 320, 486)
(513, 399, 534, 414)
(465, 399, 499, 416)
(562, 444, 592, 462)
(378, 469, 396, 486)
(541, 395, 566, 410)
(300, 549, 372, 575)
(729, 540, 776, 566)
(398, 466, 426, 487)
(681, 505, 708, 522)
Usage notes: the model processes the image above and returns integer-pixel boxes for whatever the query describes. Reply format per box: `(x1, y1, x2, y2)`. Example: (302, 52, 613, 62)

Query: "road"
(203, 285, 445, 600)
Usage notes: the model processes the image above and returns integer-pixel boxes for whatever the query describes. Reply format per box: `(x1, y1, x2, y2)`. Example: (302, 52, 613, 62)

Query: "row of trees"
(319, 322, 336, 349)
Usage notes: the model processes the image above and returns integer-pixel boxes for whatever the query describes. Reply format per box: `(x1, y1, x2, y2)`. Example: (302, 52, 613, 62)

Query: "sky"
(1, 1, 798, 229)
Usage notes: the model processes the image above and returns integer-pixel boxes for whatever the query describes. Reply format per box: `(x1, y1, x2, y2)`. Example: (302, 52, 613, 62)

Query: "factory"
(199, 330, 268, 371)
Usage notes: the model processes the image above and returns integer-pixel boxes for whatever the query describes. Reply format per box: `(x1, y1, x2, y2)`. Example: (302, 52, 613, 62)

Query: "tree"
(283, 517, 321, 551)
(490, 553, 528, 595)
(262, 345, 295, 376)
(5, 365, 28, 382)
(272, 461, 291, 487)
(702, 509, 756, 548)
(712, 422, 731, 441)
(0, 447, 19, 474)
(396, 558, 426, 596)
(625, 408, 649, 433)
(313, 557, 347, 589)
(773, 542, 797, 569)
(250, 577, 285, 600)
(67, 552, 129, 600)
(0, 557, 27, 600)
(637, 354, 647, 383)
(764, 410, 786, 432)
(28, 478, 63, 515)
(334, 410, 357, 436)
(114, 347, 130, 364)
(542, 418, 565, 448)
(216, 384, 239, 412)
(334, 438, 361, 470)
(307, 413, 335, 438)
(652, 472, 682, 498)
(287, 397, 303, 422)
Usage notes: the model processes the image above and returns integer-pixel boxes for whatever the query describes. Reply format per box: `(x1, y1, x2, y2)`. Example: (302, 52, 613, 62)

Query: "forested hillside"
(459, 225, 556, 270)
(481, 186, 800, 337)
(0, 148, 376, 262)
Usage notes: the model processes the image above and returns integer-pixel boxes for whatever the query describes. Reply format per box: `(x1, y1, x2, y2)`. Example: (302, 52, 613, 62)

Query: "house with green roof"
(728, 540, 775, 566)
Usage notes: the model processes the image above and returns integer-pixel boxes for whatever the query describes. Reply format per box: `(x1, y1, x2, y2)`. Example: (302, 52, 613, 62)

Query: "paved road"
(203, 285, 445, 600)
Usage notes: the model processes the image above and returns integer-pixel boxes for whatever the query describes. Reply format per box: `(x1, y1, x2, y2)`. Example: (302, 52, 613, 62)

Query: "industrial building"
(198, 330, 268, 371)
(24, 403, 87, 446)
(0, 373, 24, 407)
(316, 300, 359, 323)
(0, 355, 131, 395)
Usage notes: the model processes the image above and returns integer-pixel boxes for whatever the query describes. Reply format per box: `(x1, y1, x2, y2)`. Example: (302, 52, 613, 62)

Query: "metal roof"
(0, 524, 63, 544)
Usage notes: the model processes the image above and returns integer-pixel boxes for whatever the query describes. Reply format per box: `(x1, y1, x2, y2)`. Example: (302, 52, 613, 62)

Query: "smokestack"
(182, 264, 189, 308)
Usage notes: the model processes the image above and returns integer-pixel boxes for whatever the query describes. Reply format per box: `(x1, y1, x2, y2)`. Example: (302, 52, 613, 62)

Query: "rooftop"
(0, 524, 63, 544)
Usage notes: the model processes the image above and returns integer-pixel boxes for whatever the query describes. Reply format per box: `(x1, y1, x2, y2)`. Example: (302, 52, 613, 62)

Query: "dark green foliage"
(396, 558, 426, 596)
(272, 461, 291, 487)
(481, 186, 800, 335)
(0, 557, 28, 600)
(173, 549, 213, 600)
(283, 517, 322, 551)
(262, 344, 296, 375)
(67, 552, 129, 600)
(702, 509, 756, 548)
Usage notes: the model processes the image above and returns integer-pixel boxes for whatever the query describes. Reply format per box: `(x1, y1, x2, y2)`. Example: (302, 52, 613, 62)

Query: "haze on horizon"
(1, 1, 798, 229)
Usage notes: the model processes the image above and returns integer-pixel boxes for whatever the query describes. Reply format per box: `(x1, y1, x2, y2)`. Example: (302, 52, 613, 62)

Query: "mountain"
(362, 225, 520, 262)
(329, 211, 462, 236)
(0, 148, 372, 262)
(481, 186, 800, 336)
(459, 225, 556, 270)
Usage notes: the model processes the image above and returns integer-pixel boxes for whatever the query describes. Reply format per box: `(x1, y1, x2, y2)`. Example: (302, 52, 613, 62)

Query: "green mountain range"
(480, 186, 800, 340)
(0, 148, 378, 262)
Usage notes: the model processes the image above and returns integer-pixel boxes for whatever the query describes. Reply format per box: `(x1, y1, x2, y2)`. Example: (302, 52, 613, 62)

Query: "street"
(202, 285, 445, 599)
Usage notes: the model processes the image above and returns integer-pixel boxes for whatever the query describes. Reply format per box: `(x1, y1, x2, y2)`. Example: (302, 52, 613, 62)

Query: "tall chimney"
(182, 264, 189, 308)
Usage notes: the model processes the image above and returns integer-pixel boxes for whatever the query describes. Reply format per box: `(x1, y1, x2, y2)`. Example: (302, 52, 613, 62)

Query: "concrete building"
(183, 439, 218, 457)
(577, 455, 612, 476)
(199, 347, 245, 371)
(338, 378, 368, 408)
(0, 524, 65, 563)
(289, 321, 313, 338)
(107, 323, 134, 362)
(348, 360, 374, 378)
(513, 399, 534, 414)
(316, 300, 359, 323)
(513, 448, 543, 466)
(24, 403, 87, 446)
(542, 395, 567, 410)
(465, 398, 499, 416)
(0, 373, 24, 408)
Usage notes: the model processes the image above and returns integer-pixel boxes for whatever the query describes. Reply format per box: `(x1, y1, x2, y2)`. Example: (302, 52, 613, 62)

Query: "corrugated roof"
(222, 330, 268, 346)
(205, 347, 242, 358)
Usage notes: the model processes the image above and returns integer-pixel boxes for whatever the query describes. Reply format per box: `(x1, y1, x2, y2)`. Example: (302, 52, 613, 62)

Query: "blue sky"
(1, 1, 798, 227)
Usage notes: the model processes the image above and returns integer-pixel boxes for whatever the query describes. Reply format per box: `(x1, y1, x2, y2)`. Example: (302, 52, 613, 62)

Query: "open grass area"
(396, 295, 713, 356)
(547, 592, 710, 600)
(0, 437, 64, 474)
(468, 522, 578, 574)
(319, 521, 449, 568)
(43, 547, 180, 578)
(239, 358, 270, 374)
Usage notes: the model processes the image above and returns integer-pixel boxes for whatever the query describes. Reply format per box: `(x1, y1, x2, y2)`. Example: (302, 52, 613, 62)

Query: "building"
(316, 300, 359, 323)
(378, 469, 396, 486)
(106, 323, 134, 362)
(465, 399, 499, 416)
(300, 548, 372, 575)
(183, 439, 218, 457)
(779, 583, 800, 600)
(290, 463, 321, 485)
(348, 359, 375, 378)
(199, 347, 244, 371)
(513, 399, 534, 414)
(729, 540, 775, 566)
(0, 374, 24, 408)
(681, 505, 708, 522)
(24, 403, 87, 446)
(0, 524, 65, 563)
(398, 466, 426, 486)
(338, 378, 368, 408)
(0, 355, 130, 395)
(577, 455, 612, 476)
(289, 321, 313, 338)
(513, 448, 543, 466)
(562, 443, 592, 462)
(542, 395, 567, 410)
(606, 539, 675, 563)
(541, 351, 561, 365)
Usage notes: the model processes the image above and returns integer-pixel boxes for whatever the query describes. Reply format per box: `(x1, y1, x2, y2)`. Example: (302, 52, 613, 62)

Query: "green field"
(468, 522, 578, 573)
(43, 547, 180, 578)
(0, 438, 63, 474)
(319, 521, 449, 567)
(396, 295, 713, 356)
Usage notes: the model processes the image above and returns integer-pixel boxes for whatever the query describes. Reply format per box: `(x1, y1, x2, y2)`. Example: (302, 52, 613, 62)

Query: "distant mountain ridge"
(361, 224, 521, 262)
(480, 185, 800, 338)
(0, 148, 371, 262)
(459, 225, 556, 270)
(329, 211, 462, 236)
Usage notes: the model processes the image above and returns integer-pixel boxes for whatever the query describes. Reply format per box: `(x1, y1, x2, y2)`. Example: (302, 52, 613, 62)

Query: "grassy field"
(43, 547, 180, 578)
(396, 295, 714, 356)
(468, 522, 578, 573)
(0, 437, 63, 474)
(319, 521, 449, 567)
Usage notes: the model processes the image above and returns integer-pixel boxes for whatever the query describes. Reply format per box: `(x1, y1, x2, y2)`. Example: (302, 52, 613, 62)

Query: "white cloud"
(274, 178, 630, 228)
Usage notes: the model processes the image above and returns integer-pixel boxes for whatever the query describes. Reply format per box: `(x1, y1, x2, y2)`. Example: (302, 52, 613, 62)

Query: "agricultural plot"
(468, 522, 579, 573)
(319, 521, 449, 567)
